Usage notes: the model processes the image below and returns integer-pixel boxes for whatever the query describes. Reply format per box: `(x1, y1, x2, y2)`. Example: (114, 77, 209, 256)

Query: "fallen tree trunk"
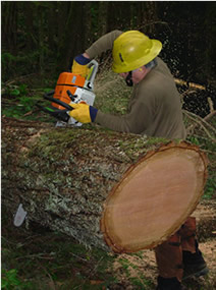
(2, 117, 208, 253)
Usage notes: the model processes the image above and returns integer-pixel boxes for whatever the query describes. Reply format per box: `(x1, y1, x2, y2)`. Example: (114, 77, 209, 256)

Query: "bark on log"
(2, 117, 208, 253)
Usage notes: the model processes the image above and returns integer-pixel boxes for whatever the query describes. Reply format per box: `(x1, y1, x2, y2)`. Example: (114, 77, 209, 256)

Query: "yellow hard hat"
(112, 30, 162, 73)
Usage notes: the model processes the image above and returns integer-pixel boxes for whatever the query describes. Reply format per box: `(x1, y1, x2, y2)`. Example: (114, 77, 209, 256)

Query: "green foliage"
(1, 269, 21, 289)
(11, 84, 28, 96)
(186, 133, 216, 200)
(204, 175, 216, 200)
(187, 136, 200, 146)
(2, 52, 16, 63)
(1, 210, 118, 290)
(2, 85, 35, 118)
(1, 51, 43, 81)
(118, 256, 154, 289)
(1, 268, 32, 289)
(2, 82, 54, 122)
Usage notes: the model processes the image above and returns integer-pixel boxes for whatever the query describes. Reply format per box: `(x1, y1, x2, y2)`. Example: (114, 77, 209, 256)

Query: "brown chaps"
(154, 217, 196, 282)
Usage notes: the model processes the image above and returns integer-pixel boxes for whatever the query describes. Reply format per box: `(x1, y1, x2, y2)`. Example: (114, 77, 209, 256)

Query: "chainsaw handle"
(44, 94, 73, 110)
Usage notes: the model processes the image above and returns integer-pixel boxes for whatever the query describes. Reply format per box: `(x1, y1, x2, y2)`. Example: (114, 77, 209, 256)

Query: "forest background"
(1, 1, 216, 290)
(2, 1, 216, 85)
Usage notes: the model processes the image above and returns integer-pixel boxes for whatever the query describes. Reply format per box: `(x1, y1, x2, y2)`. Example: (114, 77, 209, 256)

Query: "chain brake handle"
(86, 60, 98, 90)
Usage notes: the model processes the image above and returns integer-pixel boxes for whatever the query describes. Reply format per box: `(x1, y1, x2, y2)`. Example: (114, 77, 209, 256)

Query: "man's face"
(119, 66, 150, 85)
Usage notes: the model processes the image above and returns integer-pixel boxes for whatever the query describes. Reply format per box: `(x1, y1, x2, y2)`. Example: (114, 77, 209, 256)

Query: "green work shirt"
(86, 30, 186, 140)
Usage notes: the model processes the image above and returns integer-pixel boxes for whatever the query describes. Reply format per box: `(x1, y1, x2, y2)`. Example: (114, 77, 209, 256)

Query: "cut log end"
(101, 141, 208, 253)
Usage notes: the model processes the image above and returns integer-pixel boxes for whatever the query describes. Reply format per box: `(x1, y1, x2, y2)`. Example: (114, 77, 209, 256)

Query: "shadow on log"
(2, 117, 208, 253)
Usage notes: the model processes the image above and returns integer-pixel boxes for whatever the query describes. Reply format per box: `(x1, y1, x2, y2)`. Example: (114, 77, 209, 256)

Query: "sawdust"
(95, 78, 121, 93)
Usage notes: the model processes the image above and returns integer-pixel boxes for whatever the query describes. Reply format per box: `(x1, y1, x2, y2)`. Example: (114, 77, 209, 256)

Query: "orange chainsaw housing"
(52, 72, 86, 110)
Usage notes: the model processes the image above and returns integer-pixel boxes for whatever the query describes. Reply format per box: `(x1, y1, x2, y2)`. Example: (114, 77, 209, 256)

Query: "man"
(70, 30, 208, 290)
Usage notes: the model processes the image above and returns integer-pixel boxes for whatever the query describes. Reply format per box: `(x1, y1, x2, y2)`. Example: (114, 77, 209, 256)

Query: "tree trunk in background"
(47, 3, 58, 52)
(24, 2, 35, 51)
(57, 2, 70, 43)
(83, 2, 92, 49)
(38, 5, 45, 76)
(98, 2, 108, 36)
(133, 1, 158, 35)
(107, 2, 118, 32)
(1, 1, 18, 53)
(57, 2, 86, 71)
(2, 117, 208, 253)
(204, 4, 216, 83)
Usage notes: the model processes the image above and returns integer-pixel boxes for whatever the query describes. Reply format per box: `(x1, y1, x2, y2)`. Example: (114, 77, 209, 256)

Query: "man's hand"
(69, 103, 98, 123)
(71, 54, 91, 78)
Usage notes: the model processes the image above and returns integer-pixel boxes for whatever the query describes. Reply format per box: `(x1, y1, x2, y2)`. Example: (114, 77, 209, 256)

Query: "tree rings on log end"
(100, 141, 208, 253)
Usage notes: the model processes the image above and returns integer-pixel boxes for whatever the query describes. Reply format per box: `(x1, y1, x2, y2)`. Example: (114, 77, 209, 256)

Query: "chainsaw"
(37, 60, 98, 126)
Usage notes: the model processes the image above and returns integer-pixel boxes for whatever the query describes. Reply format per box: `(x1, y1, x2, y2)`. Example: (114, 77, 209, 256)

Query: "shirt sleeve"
(85, 30, 122, 59)
(94, 90, 154, 134)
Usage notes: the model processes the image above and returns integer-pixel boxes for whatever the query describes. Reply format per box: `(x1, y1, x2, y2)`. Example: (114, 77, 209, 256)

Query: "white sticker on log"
(14, 204, 27, 227)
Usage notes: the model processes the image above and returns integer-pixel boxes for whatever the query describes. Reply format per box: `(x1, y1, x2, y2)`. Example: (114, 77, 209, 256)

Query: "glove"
(69, 103, 98, 123)
(71, 54, 91, 78)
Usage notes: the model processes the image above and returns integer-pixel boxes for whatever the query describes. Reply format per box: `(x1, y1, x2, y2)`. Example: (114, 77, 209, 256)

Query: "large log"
(2, 117, 208, 253)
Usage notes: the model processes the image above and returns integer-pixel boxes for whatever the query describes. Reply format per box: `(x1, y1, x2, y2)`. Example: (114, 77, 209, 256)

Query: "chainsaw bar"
(36, 103, 70, 122)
